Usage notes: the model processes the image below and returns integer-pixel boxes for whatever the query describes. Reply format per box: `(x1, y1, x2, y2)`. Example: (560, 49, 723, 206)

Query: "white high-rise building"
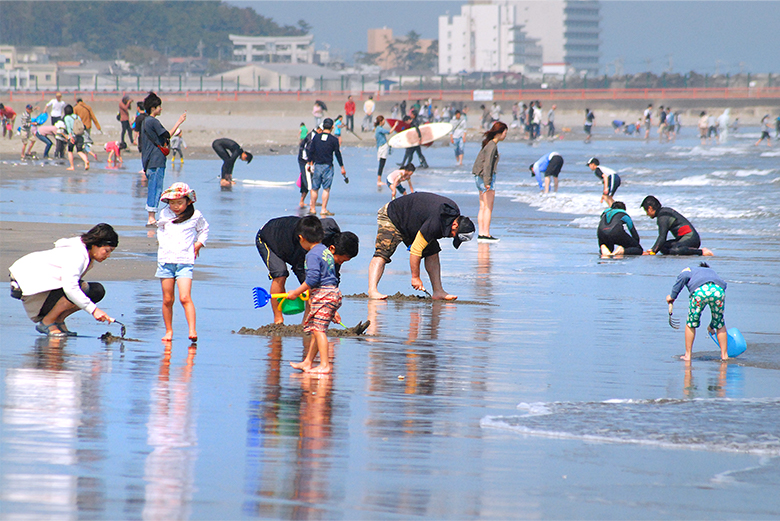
(438, 1, 600, 76)
(438, 3, 542, 75)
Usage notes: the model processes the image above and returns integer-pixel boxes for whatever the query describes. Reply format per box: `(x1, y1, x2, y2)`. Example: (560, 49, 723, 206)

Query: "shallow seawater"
(1, 128, 779, 519)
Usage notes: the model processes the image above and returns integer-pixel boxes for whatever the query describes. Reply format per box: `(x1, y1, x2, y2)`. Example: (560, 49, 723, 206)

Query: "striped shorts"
(304, 286, 342, 333)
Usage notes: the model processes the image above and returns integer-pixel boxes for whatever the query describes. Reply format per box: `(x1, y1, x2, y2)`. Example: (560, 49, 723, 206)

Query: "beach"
(1, 109, 779, 519)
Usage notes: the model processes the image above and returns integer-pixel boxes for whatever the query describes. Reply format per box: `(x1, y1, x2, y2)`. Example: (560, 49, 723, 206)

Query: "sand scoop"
(668, 303, 680, 329)
(252, 287, 309, 315)
(109, 318, 127, 338)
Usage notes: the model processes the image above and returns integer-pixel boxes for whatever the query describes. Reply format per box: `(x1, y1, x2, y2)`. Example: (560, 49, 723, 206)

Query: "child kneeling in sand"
(288, 216, 359, 374)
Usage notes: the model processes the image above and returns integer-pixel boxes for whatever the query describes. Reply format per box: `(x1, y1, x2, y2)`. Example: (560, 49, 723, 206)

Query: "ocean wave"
(666, 146, 751, 157)
(481, 397, 780, 456)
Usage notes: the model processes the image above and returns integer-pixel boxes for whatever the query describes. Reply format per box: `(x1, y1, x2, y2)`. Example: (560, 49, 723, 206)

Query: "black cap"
(453, 216, 475, 249)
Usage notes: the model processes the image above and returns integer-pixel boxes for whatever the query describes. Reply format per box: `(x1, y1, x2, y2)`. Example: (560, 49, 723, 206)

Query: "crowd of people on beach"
(6, 89, 776, 371)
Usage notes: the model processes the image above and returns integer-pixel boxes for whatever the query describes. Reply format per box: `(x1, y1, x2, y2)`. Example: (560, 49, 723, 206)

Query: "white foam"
(710, 169, 776, 177)
(516, 402, 553, 416)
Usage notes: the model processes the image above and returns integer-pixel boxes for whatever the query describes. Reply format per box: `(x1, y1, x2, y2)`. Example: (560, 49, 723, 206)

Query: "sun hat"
(160, 182, 196, 202)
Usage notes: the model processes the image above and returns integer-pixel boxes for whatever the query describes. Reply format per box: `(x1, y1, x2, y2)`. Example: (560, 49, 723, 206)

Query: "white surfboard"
(388, 122, 453, 149)
(237, 179, 296, 187)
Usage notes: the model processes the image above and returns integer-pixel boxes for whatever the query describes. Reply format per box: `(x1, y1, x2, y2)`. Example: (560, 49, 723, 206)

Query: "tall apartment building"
(438, 0, 600, 76)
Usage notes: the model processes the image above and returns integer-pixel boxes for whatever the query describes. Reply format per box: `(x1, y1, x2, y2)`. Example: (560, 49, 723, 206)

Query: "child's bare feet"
(66, 166, 75, 171)
(290, 361, 312, 371)
(162, 331, 173, 341)
(305, 364, 332, 374)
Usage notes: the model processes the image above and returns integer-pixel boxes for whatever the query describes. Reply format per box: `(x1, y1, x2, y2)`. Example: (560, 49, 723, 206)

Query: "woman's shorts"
(687, 283, 725, 330)
(22, 281, 105, 322)
(583, 125, 592, 135)
(377, 143, 389, 160)
(303, 286, 342, 333)
(475, 173, 495, 193)
(155, 262, 194, 279)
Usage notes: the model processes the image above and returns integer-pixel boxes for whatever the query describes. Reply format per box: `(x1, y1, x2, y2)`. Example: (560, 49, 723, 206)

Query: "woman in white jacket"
(9, 223, 119, 337)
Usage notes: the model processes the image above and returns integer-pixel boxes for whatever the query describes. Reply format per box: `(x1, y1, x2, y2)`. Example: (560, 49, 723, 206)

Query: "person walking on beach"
(450, 110, 467, 166)
(344, 95, 356, 132)
(63, 104, 89, 171)
(546, 104, 556, 138)
(401, 111, 429, 169)
(367, 192, 475, 301)
(8, 223, 119, 337)
(386, 163, 415, 200)
(640, 195, 713, 256)
(597, 201, 642, 257)
(133, 101, 146, 153)
(45, 92, 67, 126)
(755, 115, 772, 147)
(73, 98, 101, 161)
(362, 96, 375, 132)
(298, 125, 320, 208)
(19, 104, 40, 160)
(306, 118, 346, 217)
(472, 121, 507, 242)
(118, 95, 135, 146)
(643, 104, 653, 140)
(255, 215, 351, 324)
(584, 108, 595, 143)
(666, 262, 729, 361)
(141, 91, 187, 226)
(698, 111, 709, 145)
(587, 157, 621, 206)
(170, 129, 186, 163)
(529, 151, 564, 195)
(374, 115, 396, 187)
(211, 137, 252, 187)
(287, 216, 360, 374)
(312, 101, 325, 128)
(156, 183, 209, 342)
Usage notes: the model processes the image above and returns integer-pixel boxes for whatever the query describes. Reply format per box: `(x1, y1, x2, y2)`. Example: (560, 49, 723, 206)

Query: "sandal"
(35, 321, 68, 338)
(56, 322, 78, 337)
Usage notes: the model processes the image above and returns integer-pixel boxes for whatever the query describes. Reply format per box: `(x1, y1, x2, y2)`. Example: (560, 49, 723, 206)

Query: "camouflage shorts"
(373, 203, 405, 263)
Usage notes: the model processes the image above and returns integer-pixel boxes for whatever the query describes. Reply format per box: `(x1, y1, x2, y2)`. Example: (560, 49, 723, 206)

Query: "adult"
(374, 115, 395, 186)
(133, 101, 146, 153)
(529, 151, 564, 195)
(297, 126, 320, 207)
(312, 101, 324, 128)
(367, 192, 475, 301)
(305, 118, 346, 217)
(45, 92, 67, 125)
(472, 121, 507, 242)
(597, 202, 642, 257)
(255, 216, 346, 324)
(362, 96, 375, 132)
(8, 223, 119, 337)
(63, 104, 89, 171)
(401, 111, 429, 169)
(344, 95, 356, 132)
(0, 103, 16, 139)
(587, 157, 620, 206)
(141, 91, 187, 226)
(754, 115, 772, 147)
(35, 122, 58, 159)
(489, 102, 502, 123)
(640, 195, 713, 256)
(212, 138, 252, 187)
(450, 110, 467, 166)
(73, 98, 102, 159)
(118, 94, 135, 146)
(546, 104, 557, 138)
(583, 108, 595, 143)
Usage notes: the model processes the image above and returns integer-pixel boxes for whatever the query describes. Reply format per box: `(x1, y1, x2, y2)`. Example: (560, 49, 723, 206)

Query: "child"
(333, 115, 343, 145)
(666, 262, 728, 361)
(53, 120, 67, 158)
(170, 128, 187, 162)
(386, 163, 415, 200)
(156, 183, 209, 342)
(288, 216, 359, 374)
(104, 140, 127, 164)
(587, 157, 620, 206)
(20, 104, 39, 159)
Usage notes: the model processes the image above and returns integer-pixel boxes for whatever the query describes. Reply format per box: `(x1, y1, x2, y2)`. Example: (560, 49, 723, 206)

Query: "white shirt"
(363, 100, 375, 116)
(46, 98, 67, 117)
(156, 207, 209, 264)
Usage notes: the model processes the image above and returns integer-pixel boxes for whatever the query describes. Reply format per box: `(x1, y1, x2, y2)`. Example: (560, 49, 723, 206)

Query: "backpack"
(72, 117, 85, 136)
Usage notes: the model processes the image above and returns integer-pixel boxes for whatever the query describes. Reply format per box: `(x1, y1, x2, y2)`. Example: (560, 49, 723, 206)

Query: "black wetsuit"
(597, 208, 642, 255)
(212, 138, 243, 181)
(651, 207, 702, 255)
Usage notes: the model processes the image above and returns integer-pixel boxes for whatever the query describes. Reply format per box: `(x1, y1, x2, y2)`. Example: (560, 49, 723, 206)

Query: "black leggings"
(298, 158, 309, 194)
(660, 233, 702, 256)
(120, 120, 134, 145)
(598, 224, 642, 255)
(38, 282, 105, 319)
(377, 158, 386, 179)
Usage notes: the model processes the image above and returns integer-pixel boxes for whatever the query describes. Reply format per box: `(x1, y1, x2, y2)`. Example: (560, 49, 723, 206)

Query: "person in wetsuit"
(212, 138, 252, 187)
(597, 201, 642, 256)
(640, 195, 713, 256)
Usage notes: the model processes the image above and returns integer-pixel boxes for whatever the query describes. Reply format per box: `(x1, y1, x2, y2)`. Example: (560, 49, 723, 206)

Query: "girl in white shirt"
(156, 183, 209, 342)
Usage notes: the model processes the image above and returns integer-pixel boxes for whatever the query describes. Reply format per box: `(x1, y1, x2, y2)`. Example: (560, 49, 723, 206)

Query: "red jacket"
(345, 100, 356, 116)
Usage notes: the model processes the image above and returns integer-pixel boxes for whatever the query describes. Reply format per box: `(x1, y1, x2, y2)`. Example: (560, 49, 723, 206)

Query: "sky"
(229, 1, 780, 74)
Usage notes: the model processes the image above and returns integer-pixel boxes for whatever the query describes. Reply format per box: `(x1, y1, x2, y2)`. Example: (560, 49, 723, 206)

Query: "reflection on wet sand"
(683, 360, 744, 399)
(143, 344, 198, 520)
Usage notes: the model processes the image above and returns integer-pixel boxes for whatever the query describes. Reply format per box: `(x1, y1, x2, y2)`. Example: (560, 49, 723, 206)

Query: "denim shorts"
(311, 163, 334, 190)
(475, 173, 495, 193)
(453, 137, 464, 156)
(155, 262, 194, 279)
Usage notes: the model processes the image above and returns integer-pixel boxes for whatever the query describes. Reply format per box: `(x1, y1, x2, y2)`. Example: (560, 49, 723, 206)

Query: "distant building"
(216, 63, 344, 91)
(367, 27, 435, 71)
(438, 0, 600, 76)
(0, 45, 58, 89)
(229, 34, 328, 65)
(438, 3, 542, 75)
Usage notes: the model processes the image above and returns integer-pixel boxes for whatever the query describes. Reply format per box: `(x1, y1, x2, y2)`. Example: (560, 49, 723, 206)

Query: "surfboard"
(385, 118, 410, 132)
(237, 179, 296, 187)
(388, 122, 453, 149)
(709, 327, 747, 358)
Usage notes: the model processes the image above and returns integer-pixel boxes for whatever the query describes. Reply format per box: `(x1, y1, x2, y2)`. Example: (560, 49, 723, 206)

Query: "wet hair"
(402, 163, 416, 172)
(81, 223, 119, 249)
(295, 215, 324, 244)
(331, 231, 359, 258)
(143, 91, 162, 114)
(482, 121, 508, 148)
(171, 201, 195, 224)
(375, 115, 385, 127)
(243, 151, 253, 164)
(640, 195, 661, 212)
(699, 262, 710, 268)
(64, 104, 74, 116)
(118, 141, 128, 150)
(611, 201, 626, 210)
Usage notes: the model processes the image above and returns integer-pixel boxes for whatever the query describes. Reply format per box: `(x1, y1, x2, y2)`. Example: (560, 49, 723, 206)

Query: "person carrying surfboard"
(401, 111, 429, 169)
(666, 262, 729, 361)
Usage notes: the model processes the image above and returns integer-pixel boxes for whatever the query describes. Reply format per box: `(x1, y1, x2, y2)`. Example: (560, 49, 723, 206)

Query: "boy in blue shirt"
(288, 216, 359, 374)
